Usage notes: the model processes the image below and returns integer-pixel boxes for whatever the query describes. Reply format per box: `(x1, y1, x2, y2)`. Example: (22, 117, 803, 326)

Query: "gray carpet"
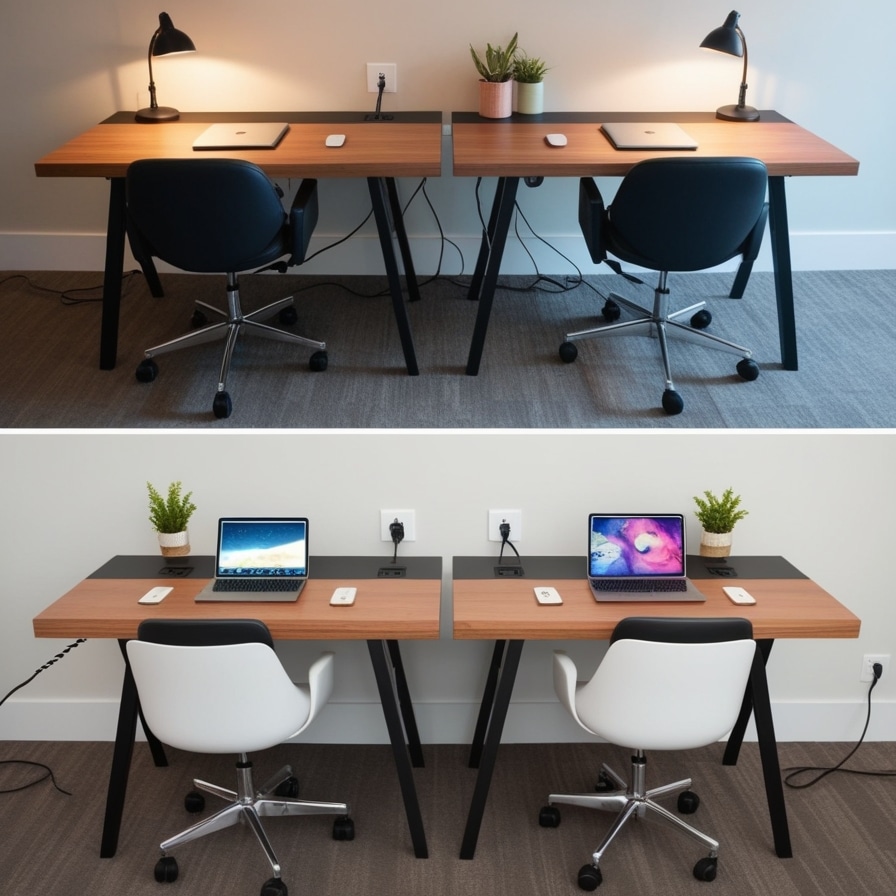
(1, 740, 894, 895)
(1, 269, 894, 428)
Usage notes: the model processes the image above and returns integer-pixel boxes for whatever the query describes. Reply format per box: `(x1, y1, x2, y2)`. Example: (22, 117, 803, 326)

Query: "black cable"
(783, 664, 894, 788)
(498, 521, 520, 562)
(0, 271, 141, 306)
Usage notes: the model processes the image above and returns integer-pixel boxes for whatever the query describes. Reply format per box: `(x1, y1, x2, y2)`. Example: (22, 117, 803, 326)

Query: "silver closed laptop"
(587, 513, 705, 601)
(600, 122, 698, 151)
(195, 517, 309, 602)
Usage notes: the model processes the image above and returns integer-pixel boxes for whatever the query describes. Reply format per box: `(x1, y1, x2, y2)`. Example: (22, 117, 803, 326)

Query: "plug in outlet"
(488, 510, 522, 542)
(367, 63, 397, 93)
(860, 654, 889, 682)
(380, 509, 415, 541)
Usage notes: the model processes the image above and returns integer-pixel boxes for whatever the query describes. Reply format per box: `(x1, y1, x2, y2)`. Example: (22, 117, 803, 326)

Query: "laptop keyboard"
(591, 578, 687, 593)
(213, 578, 303, 592)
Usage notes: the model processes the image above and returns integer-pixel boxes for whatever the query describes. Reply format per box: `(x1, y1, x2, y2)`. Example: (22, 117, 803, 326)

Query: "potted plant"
(693, 487, 748, 557)
(147, 480, 197, 556)
(513, 53, 549, 115)
(470, 32, 518, 119)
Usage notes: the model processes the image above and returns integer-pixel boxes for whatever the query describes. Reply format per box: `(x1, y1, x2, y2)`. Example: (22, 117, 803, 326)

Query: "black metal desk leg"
(467, 179, 510, 303)
(367, 177, 420, 376)
(724, 638, 775, 766)
(468, 640, 507, 768)
(767, 175, 798, 371)
(385, 178, 421, 304)
(367, 639, 428, 858)
(460, 638, 524, 859)
(99, 178, 127, 370)
(465, 177, 520, 375)
(386, 639, 424, 767)
(748, 646, 793, 858)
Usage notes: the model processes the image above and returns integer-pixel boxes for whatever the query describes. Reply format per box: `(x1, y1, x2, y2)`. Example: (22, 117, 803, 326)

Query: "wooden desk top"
(34, 573, 441, 641)
(451, 111, 859, 179)
(452, 568, 860, 642)
(35, 112, 443, 180)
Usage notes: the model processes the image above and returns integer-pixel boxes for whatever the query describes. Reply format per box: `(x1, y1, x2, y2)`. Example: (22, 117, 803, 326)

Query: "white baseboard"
(2, 699, 893, 743)
(2, 231, 894, 277)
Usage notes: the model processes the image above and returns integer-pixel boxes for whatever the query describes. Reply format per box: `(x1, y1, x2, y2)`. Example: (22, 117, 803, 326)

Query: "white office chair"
(539, 617, 755, 890)
(127, 619, 353, 896)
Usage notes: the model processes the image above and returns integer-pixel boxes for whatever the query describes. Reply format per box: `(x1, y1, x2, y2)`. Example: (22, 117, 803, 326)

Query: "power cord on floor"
(0, 638, 86, 796)
(783, 662, 894, 788)
(0, 271, 142, 305)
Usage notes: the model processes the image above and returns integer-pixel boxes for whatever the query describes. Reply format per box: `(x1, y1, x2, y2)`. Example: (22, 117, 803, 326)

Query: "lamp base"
(135, 106, 181, 123)
(715, 104, 760, 122)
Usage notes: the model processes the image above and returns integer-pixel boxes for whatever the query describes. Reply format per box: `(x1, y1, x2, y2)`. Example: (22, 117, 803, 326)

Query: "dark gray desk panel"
(686, 555, 807, 580)
(103, 111, 442, 125)
(450, 110, 790, 125)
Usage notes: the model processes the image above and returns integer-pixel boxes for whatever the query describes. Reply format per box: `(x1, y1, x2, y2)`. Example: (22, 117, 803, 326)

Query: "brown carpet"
(1, 740, 894, 895)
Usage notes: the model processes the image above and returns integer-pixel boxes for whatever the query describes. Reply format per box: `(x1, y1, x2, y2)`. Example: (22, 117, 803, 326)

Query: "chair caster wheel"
(275, 776, 299, 798)
(677, 790, 700, 814)
(333, 815, 355, 840)
(191, 309, 208, 328)
(595, 770, 616, 792)
(136, 358, 158, 383)
(213, 391, 233, 419)
(154, 856, 178, 883)
(690, 309, 712, 329)
(260, 877, 288, 896)
(602, 300, 621, 322)
(538, 805, 561, 827)
(559, 341, 578, 363)
(662, 389, 684, 415)
(578, 863, 602, 890)
(309, 350, 328, 372)
(184, 790, 205, 813)
(737, 358, 760, 381)
(279, 306, 298, 326)
(693, 857, 718, 882)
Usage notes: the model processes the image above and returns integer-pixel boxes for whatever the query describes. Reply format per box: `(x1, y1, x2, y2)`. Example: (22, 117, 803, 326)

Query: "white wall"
(1, 430, 893, 744)
(2, 0, 893, 273)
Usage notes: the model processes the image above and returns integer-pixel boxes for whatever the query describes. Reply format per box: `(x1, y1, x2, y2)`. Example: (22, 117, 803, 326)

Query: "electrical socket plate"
(488, 510, 522, 542)
(860, 653, 890, 682)
(367, 63, 397, 93)
(380, 509, 415, 541)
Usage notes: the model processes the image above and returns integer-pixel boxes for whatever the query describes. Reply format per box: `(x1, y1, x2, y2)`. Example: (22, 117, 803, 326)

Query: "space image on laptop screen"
(217, 518, 308, 578)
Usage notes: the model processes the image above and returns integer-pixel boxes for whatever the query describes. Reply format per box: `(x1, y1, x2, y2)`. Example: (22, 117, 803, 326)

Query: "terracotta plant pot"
(158, 530, 190, 557)
(478, 80, 512, 119)
(699, 530, 733, 558)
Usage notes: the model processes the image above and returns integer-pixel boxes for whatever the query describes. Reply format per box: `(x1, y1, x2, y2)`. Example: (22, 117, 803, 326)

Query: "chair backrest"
(554, 617, 755, 751)
(126, 159, 290, 273)
(603, 157, 768, 272)
(126, 619, 333, 754)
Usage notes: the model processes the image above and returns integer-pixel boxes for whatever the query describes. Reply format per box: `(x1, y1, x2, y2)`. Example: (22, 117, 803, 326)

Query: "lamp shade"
(135, 12, 196, 123)
(700, 10, 759, 122)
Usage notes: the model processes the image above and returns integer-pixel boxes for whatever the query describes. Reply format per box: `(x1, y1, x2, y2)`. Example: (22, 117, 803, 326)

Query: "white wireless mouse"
(325, 134, 346, 147)
(545, 133, 567, 147)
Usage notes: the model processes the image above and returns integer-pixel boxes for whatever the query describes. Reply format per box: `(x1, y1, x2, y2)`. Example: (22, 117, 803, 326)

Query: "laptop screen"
(215, 518, 309, 578)
(588, 514, 686, 578)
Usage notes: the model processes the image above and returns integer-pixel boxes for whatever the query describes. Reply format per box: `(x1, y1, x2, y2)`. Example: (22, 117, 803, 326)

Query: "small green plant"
(513, 53, 549, 84)
(470, 32, 519, 82)
(147, 481, 197, 534)
(693, 487, 748, 534)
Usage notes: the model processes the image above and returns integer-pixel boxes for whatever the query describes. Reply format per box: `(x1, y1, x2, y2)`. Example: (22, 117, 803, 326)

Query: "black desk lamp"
(700, 10, 759, 122)
(135, 12, 196, 123)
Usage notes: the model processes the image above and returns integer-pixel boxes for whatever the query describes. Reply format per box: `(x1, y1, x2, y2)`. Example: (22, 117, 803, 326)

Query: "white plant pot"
(516, 81, 544, 115)
(158, 530, 190, 557)
(699, 530, 733, 558)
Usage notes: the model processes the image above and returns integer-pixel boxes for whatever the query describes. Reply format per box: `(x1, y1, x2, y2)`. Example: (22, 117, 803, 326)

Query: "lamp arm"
(146, 29, 161, 111)
(736, 26, 750, 110)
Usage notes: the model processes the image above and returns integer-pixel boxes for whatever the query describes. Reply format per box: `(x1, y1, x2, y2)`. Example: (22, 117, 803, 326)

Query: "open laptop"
(192, 122, 290, 151)
(600, 122, 698, 151)
(195, 517, 309, 602)
(587, 513, 705, 601)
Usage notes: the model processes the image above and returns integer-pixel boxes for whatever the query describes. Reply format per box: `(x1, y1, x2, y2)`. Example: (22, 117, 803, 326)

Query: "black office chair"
(539, 617, 755, 890)
(127, 619, 353, 896)
(568, 157, 769, 414)
(126, 159, 326, 419)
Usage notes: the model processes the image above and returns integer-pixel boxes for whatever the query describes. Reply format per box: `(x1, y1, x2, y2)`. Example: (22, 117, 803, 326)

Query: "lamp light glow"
(135, 12, 196, 123)
(700, 10, 759, 122)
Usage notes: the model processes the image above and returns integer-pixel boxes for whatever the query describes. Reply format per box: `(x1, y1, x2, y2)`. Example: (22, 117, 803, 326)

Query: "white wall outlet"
(488, 510, 522, 542)
(380, 509, 415, 541)
(860, 654, 890, 682)
(367, 63, 397, 93)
